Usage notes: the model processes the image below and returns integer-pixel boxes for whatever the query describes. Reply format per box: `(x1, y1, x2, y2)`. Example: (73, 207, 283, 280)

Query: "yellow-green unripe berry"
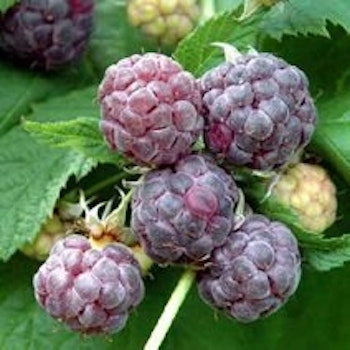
(272, 163, 337, 233)
(127, 0, 200, 45)
(21, 215, 66, 261)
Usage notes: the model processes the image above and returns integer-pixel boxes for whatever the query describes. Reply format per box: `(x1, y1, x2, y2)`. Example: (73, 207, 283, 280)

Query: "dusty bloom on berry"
(198, 214, 301, 322)
(199, 51, 317, 170)
(98, 52, 203, 166)
(33, 235, 144, 334)
(131, 154, 240, 265)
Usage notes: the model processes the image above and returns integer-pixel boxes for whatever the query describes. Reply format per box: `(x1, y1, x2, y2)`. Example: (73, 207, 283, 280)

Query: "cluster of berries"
(32, 48, 337, 335)
(0, 0, 95, 70)
(0, 0, 199, 71)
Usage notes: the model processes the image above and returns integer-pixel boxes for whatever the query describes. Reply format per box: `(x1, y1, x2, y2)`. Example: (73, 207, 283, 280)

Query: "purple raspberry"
(98, 53, 203, 166)
(131, 154, 239, 265)
(33, 234, 144, 334)
(199, 52, 317, 170)
(0, 0, 95, 70)
(197, 214, 301, 322)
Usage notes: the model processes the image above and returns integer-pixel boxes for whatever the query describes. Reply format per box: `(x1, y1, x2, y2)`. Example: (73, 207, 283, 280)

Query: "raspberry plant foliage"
(0, 0, 16, 12)
(2, 0, 350, 349)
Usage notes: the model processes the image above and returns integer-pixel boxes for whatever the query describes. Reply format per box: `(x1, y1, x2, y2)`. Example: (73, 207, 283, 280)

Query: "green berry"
(21, 215, 66, 261)
(127, 0, 200, 45)
(272, 163, 337, 233)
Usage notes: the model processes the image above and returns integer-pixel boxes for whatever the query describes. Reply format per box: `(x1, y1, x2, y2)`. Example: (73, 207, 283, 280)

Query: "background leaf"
(0, 0, 16, 12)
(89, 0, 158, 74)
(306, 240, 350, 271)
(24, 117, 127, 166)
(0, 87, 100, 260)
(215, 0, 242, 11)
(1, 0, 350, 348)
(0, 60, 95, 134)
(260, 26, 350, 96)
(174, 10, 259, 76)
(2, 254, 350, 350)
(261, 0, 350, 39)
(311, 91, 350, 184)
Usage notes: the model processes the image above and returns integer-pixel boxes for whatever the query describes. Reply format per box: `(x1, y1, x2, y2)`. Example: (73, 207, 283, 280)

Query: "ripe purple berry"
(0, 0, 95, 70)
(98, 53, 203, 166)
(131, 154, 239, 265)
(197, 214, 301, 322)
(33, 234, 144, 334)
(200, 52, 317, 170)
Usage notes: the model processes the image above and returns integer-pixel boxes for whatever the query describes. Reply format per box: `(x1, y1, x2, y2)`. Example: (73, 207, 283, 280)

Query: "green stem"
(64, 172, 126, 202)
(85, 172, 126, 198)
(200, 0, 216, 23)
(143, 269, 196, 350)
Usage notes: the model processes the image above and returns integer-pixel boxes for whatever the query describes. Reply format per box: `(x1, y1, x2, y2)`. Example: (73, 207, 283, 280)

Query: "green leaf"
(311, 91, 350, 184)
(174, 10, 259, 76)
(215, 0, 242, 12)
(0, 62, 55, 135)
(4, 253, 350, 349)
(306, 237, 350, 271)
(0, 255, 183, 350)
(260, 26, 350, 96)
(0, 130, 92, 261)
(24, 117, 127, 166)
(0, 60, 96, 135)
(89, 0, 158, 74)
(0, 0, 16, 12)
(0, 87, 101, 260)
(261, 0, 350, 39)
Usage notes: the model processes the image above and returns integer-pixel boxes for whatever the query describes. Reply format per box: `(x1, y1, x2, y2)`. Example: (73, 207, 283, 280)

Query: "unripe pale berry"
(127, 0, 200, 45)
(21, 215, 66, 261)
(272, 163, 337, 233)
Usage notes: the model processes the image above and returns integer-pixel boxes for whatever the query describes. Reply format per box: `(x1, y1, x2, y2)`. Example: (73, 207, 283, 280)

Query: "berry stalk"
(63, 172, 127, 202)
(200, 0, 216, 22)
(144, 269, 196, 350)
